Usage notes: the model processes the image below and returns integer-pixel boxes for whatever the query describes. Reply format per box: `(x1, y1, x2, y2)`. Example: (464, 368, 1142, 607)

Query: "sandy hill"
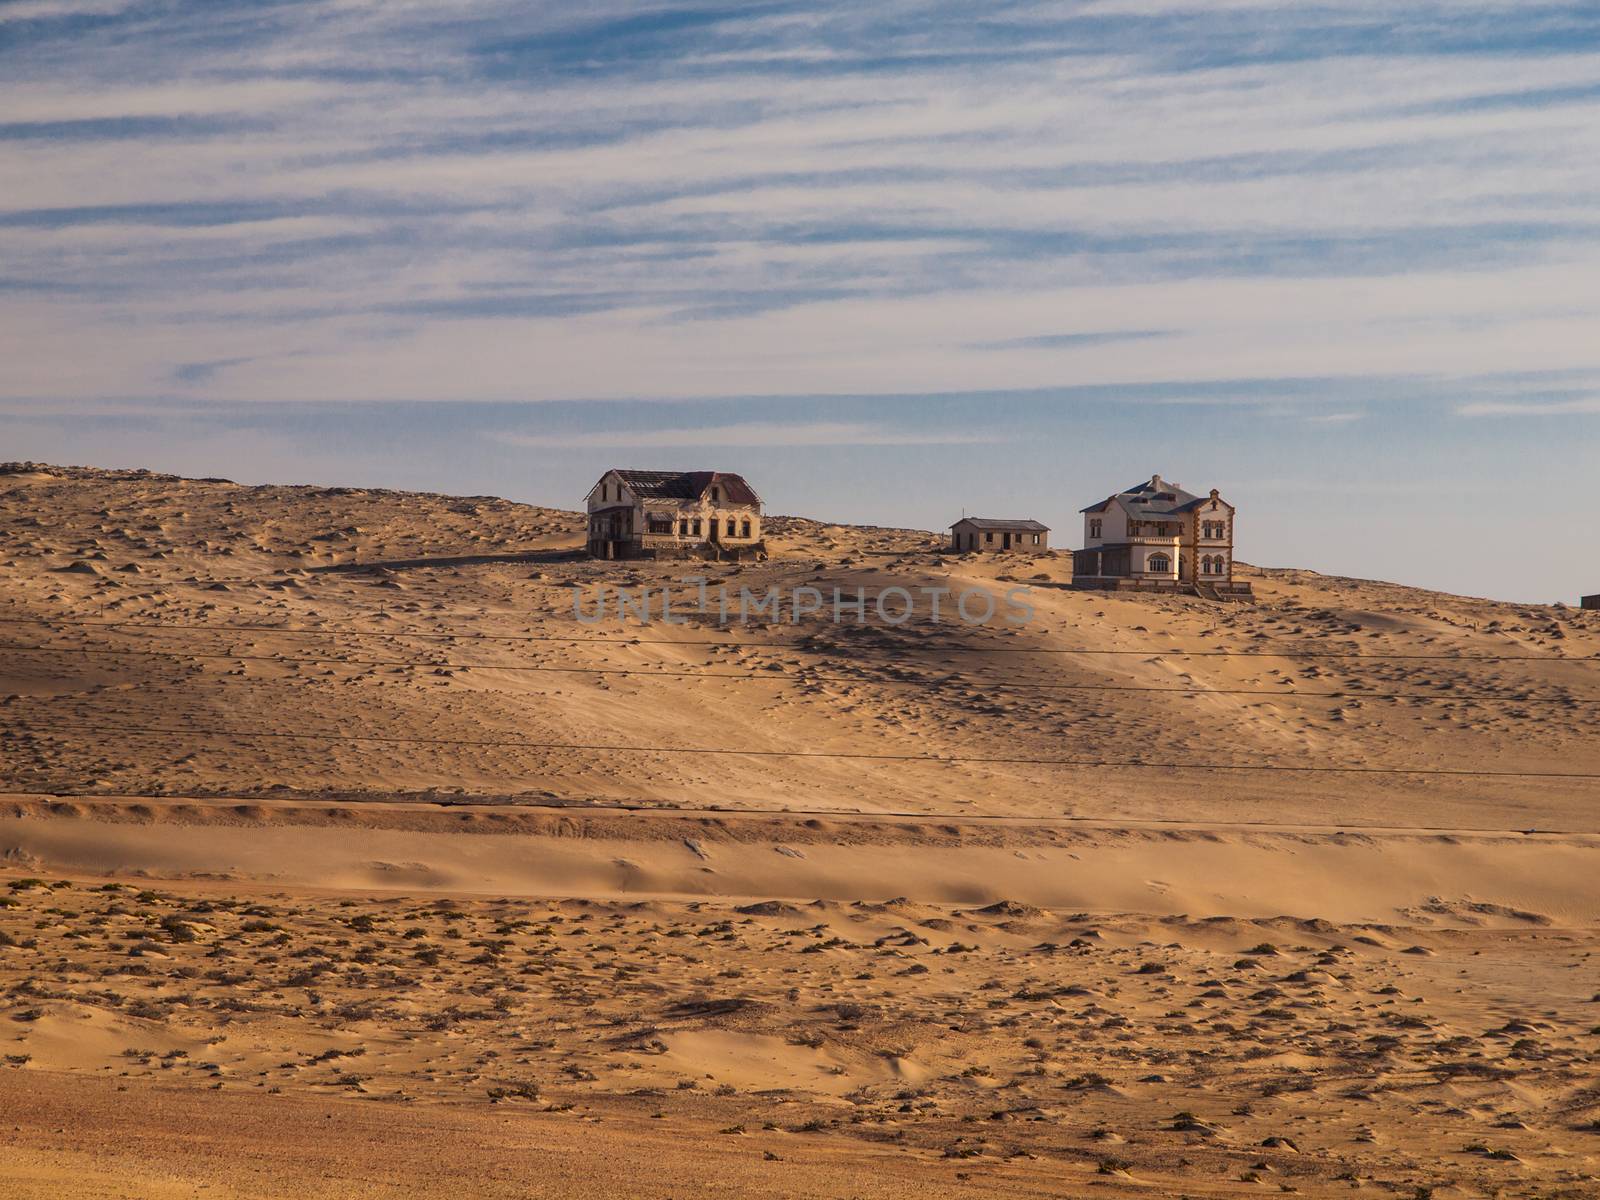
(7, 463, 1600, 1199)
(0, 461, 1597, 830)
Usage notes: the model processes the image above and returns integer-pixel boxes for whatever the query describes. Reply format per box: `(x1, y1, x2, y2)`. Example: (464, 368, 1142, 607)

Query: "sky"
(3, 0, 1599, 603)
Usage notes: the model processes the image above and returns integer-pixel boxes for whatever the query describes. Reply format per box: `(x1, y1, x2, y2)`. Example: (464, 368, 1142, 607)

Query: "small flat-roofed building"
(950, 517, 1049, 553)
(1583, 594, 1600, 610)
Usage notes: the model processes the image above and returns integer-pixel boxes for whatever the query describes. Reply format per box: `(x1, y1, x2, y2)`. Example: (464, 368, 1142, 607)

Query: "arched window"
(1148, 553, 1171, 574)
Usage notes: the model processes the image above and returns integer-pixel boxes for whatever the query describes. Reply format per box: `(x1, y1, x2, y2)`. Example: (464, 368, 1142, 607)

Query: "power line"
(2, 640, 1595, 706)
(10, 719, 1600, 781)
(0, 613, 1589, 663)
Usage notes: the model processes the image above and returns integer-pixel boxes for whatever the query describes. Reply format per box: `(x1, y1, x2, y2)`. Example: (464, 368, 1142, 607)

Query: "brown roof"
(612, 470, 761, 507)
(951, 517, 1049, 532)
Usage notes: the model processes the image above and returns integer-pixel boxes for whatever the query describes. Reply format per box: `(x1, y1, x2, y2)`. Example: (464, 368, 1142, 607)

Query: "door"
(1003, 532, 1012, 550)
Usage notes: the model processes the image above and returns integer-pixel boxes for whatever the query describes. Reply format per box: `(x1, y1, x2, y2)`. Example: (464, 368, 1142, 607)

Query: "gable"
(587, 471, 634, 506)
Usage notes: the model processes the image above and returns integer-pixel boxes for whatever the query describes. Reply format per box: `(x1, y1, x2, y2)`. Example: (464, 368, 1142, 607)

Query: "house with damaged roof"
(585, 469, 765, 561)
(1074, 474, 1251, 598)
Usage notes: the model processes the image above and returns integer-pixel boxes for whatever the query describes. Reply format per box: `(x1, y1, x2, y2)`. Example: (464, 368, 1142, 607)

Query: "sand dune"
(3, 462, 1599, 1197)
(3, 796, 1598, 924)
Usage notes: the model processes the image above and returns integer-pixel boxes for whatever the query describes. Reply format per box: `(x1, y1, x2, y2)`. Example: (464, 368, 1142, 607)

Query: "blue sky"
(3, 1, 1599, 602)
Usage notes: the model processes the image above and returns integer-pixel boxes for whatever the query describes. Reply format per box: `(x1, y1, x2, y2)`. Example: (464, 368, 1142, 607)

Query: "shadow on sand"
(307, 548, 588, 574)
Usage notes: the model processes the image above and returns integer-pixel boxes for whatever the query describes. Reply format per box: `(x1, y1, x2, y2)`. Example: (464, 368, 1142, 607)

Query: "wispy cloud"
(0, 0, 136, 21)
(492, 420, 1004, 448)
(1, 2, 1599, 407)
(1457, 395, 1600, 416)
(171, 356, 253, 385)
(971, 329, 1173, 351)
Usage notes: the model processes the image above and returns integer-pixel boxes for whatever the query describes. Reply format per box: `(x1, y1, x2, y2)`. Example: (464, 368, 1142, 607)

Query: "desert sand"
(3, 462, 1600, 1198)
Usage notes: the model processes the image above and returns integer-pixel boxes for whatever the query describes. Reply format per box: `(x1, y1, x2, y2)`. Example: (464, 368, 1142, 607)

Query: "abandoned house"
(950, 517, 1049, 553)
(586, 469, 765, 561)
(1073, 474, 1251, 598)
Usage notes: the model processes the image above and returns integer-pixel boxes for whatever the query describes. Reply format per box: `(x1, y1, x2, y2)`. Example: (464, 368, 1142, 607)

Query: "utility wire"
(0, 614, 1588, 663)
(0, 640, 1594, 705)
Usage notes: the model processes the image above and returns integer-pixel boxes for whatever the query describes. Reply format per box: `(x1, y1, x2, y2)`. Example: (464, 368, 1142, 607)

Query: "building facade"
(1073, 474, 1250, 597)
(1583, 595, 1599, 610)
(586, 469, 764, 561)
(950, 517, 1049, 553)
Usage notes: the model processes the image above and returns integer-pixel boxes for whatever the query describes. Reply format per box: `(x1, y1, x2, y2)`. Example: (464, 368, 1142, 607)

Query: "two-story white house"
(585, 469, 765, 561)
(1073, 474, 1249, 596)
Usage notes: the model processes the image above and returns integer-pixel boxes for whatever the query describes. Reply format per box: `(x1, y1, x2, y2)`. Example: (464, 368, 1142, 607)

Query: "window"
(740, 519, 751, 538)
(1148, 553, 1171, 574)
(1031, 533, 1040, 545)
(1089, 519, 1101, 539)
(678, 519, 689, 537)
(985, 531, 993, 543)
(647, 516, 672, 535)
(691, 518, 702, 536)
(726, 518, 736, 537)
(711, 486, 720, 503)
